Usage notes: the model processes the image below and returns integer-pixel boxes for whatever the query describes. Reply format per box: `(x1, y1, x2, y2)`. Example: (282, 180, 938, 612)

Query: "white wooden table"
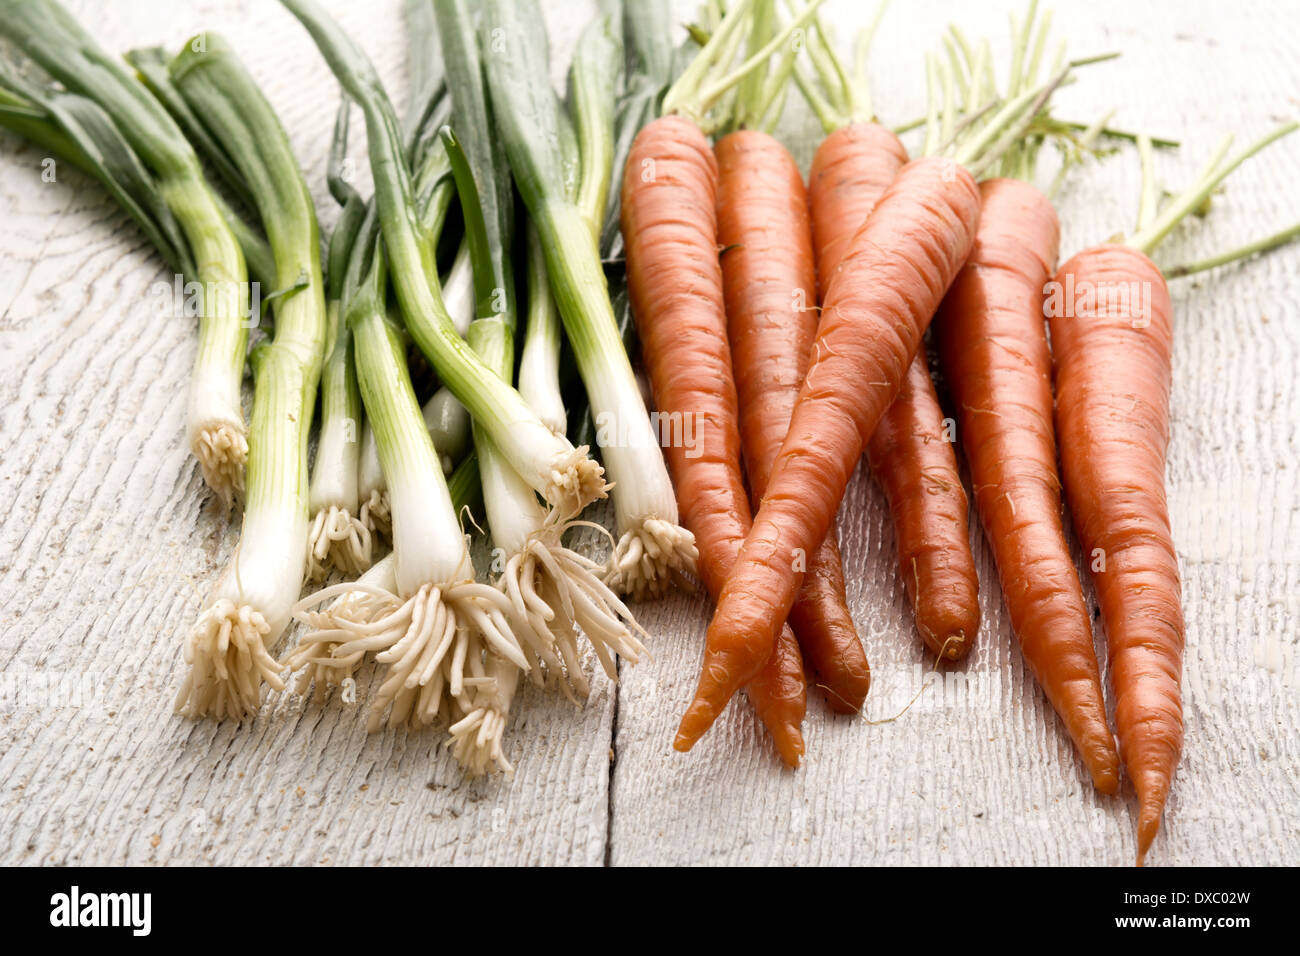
(1, 0, 1297, 866)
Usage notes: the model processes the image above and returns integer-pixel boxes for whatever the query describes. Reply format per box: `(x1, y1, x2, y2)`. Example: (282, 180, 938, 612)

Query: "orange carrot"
(934, 178, 1120, 793)
(622, 114, 806, 766)
(1046, 121, 1298, 861)
(716, 129, 871, 713)
(1049, 245, 1181, 857)
(675, 157, 983, 748)
(810, 123, 981, 660)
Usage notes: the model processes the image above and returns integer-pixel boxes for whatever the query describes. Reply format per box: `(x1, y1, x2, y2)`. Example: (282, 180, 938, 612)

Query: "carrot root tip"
(935, 631, 971, 661)
(1135, 793, 1169, 866)
(777, 740, 804, 769)
(674, 697, 723, 753)
(1091, 757, 1122, 797)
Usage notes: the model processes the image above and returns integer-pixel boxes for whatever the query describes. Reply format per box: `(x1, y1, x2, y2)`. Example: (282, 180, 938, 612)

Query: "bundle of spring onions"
(277, 0, 650, 772)
(0, 0, 665, 769)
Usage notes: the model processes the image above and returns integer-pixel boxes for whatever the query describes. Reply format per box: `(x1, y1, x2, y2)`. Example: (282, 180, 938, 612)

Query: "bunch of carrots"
(626, 1, 1299, 866)
(2, 0, 1297, 866)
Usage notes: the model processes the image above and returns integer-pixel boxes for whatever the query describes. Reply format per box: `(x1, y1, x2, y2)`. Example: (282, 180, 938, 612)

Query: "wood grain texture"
(1, 0, 1297, 867)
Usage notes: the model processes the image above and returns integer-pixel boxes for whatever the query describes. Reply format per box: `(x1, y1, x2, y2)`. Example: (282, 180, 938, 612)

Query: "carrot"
(1050, 244, 1178, 855)
(934, 177, 1119, 792)
(622, 113, 806, 767)
(1050, 124, 1297, 862)
(675, 156, 984, 748)
(717, 129, 871, 713)
(810, 122, 981, 661)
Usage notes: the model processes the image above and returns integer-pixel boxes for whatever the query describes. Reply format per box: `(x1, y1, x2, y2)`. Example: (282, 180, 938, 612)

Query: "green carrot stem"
(1127, 122, 1299, 255)
(1163, 221, 1300, 279)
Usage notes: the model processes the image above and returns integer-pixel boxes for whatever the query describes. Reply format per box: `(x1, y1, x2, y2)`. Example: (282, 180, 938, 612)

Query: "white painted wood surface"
(1, 0, 1297, 867)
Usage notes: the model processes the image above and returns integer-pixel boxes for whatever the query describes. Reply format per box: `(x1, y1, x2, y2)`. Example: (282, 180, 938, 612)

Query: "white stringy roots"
(358, 489, 391, 541)
(605, 516, 699, 601)
(281, 584, 390, 697)
(500, 516, 647, 699)
(284, 579, 524, 733)
(306, 505, 373, 580)
(545, 445, 608, 517)
(447, 660, 519, 777)
(175, 598, 284, 720)
(193, 424, 247, 510)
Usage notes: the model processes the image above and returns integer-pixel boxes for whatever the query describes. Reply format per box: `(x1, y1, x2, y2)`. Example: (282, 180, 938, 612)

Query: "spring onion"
(437, 1, 649, 710)
(482, 0, 697, 599)
(416, 0, 520, 475)
(512, 11, 619, 440)
(516, 224, 567, 435)
(306, 100, 371, 579)
(283, 0, 607, 517)
(287, 449, 482, 694)
(288, 0, 646, 768)
(350, 58, 460, 541)
(161, 33, 327, 718)
(136, 52, 372, 570)
(516, 12, 590, 439)
(564, 0, 674, 452)
(288, 213, 527, 732)
(297, 0, 576, 769)
(0, 0, 251, 505)
(460, 294, 528, 766)
(286, 13, 526, 738)
(449, 111, 648, 712)
(349, 16, 460, 545)
(354, 243, 476, 543)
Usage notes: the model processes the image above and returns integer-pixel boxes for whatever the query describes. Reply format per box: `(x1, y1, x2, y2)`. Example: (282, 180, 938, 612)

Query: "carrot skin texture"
(934, 179, 1120, 794)
(743, 617, 809, 757)
(1049, 244, 1183, 860)
(864, 359, 981, 658)
(783, 534, 865, 712)
(808, 124, 910, 300)
(621, 116, 806, 766)
(810, 124, 980, 661)
(717, 129, 871, 714)
(676, 157, 982, 748)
